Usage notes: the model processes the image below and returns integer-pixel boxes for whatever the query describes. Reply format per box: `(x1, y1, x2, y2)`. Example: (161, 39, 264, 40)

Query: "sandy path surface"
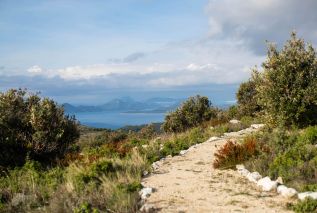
(141, 128, 293, 213)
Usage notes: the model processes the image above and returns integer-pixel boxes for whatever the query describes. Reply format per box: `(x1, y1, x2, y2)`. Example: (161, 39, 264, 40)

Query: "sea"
(72, 111, 166, 129)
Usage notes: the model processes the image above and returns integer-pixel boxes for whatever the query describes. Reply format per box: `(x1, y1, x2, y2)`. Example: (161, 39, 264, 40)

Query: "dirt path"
(141, 127, 293, 213)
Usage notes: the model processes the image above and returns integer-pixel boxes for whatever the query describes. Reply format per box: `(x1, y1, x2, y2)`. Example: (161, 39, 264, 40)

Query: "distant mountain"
(63, 97, 182, 114)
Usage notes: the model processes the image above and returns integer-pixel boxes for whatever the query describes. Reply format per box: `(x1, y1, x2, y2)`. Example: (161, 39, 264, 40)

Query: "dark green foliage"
(73, 202, 99, 213)
(226, 105, 239, 119)
(117, 182, 142, 193)
(292, 198, 317, 213)
(0, 89, 80, 167)
(237, 79, 261, 117)
(162, 95, 216, 133)
(269, 143, 317, 182)
(255, 32, 317, 127)
(245, 126, 317, 191)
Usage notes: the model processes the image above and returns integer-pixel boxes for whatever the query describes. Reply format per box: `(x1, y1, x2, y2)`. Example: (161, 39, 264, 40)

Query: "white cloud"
(27, 65, 42, 74)
(21, 34, 263, 88)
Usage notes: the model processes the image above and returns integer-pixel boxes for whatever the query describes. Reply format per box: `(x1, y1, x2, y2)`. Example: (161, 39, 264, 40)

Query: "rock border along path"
(140, 125, 293, 213)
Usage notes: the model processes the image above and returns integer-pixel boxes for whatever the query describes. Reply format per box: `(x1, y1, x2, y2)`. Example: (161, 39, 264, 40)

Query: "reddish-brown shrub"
(104, 140, 132, 157)
(213, 137, 259, 169)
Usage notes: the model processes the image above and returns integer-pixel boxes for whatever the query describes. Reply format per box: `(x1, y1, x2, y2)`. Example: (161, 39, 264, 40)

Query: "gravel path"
(141, 127, 293, 213)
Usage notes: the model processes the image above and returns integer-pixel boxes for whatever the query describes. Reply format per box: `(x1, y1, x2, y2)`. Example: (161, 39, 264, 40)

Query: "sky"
(1, 0, 317, 105)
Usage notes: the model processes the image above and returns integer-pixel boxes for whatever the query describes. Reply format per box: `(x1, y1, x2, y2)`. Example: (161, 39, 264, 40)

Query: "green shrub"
(0, 89, 80, 167)
(117, 182, 142, 193)
(292, 198, 317, 213)
(269, 143, 317, 184)
(162, 95, 216, 133)
(254, 32, 317, 127)
(245, 126, 317, 191)
(226, 105, 239, 119)
(298, 126, 317, 145)
(0, 160, 65, 212)
(237, 78, 261, 117)
(73, 202, 99, 213)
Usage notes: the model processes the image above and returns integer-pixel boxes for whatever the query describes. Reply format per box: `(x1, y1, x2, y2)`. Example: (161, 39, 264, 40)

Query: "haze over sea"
(73, 111, 165, 129)
(66, 97, 235, 129)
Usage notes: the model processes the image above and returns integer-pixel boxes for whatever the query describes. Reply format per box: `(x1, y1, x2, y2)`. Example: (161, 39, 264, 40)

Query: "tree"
(236, 76, 261, 117)
(162, 95, 216, 133)
(255, 32, 317, 127)
(0, 89, 80, 167)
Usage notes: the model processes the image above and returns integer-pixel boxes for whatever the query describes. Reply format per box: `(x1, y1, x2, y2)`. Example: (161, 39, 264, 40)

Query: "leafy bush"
(0, 89, 79, 167)
(161, 127, 209, 157)
(237, 78, 261, 117)
(269, 143, 317, 182)
(73, 202, 99, 213)
(162, 95, 216, 133)
(245, 126, 317, 191)
(0, 160, 65, 212)
(298, 126, 317, 145)
(292, 198, 317, 213)
(213, 137, 260, 169)
(254, 32, 317, 127)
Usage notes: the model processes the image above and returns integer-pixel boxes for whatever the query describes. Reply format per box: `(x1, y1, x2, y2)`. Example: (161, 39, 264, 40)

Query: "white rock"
(208, 136, 220, 142)
(276, 176, 283, 185)
(159, 144, 164, 151)
(298, 192, 317, 200)
(251, 124, 265, 129)
(237, 168, 250, 177)
(229, 119, 241, 124)
(152, 162, 160, 170)
(277, 185, 288, 194)
(247, 172, 262, 183)
(277, 185, 297, 198)
(140, 204, 155, 213)
(257, 177, 278, 191)
(236, 164, 245, 170)
(142, 145, 148, 148)
(139, 187, 153, 200)
(180, 150, 188, 155)
(210, 126, 214, 130)
(142, 170, 149, 177)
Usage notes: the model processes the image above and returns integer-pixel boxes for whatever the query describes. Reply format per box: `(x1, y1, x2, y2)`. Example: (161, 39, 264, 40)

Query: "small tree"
(162, 95, 216, 133)
(236, 77, 261, 117)
(256, 32, 317, 127)
(0, 89, 79, 167)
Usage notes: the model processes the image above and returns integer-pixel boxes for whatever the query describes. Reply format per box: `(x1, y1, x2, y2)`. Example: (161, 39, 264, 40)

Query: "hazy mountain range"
(63, 97, 183, 114)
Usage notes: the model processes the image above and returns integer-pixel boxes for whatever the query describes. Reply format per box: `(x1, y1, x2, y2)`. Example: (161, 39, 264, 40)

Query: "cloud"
(27, 65, 43, 74)
(206, 0, 317, 54)
(109, 52, 146, 64)
(122, 52, 146, 63)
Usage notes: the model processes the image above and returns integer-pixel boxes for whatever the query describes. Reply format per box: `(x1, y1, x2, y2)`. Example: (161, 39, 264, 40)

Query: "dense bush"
(245, 126, 317, 191)
(0, 89, 79, 167)
(162, 95, 216, 133)
(236, 78, 261, 117)
(213, 137, 261, 169)
(292, 198, 317, 213)
(254, 32, 317, 127)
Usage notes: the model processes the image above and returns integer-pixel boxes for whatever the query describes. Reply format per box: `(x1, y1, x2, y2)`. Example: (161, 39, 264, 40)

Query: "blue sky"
(1, 0, 317, 104)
